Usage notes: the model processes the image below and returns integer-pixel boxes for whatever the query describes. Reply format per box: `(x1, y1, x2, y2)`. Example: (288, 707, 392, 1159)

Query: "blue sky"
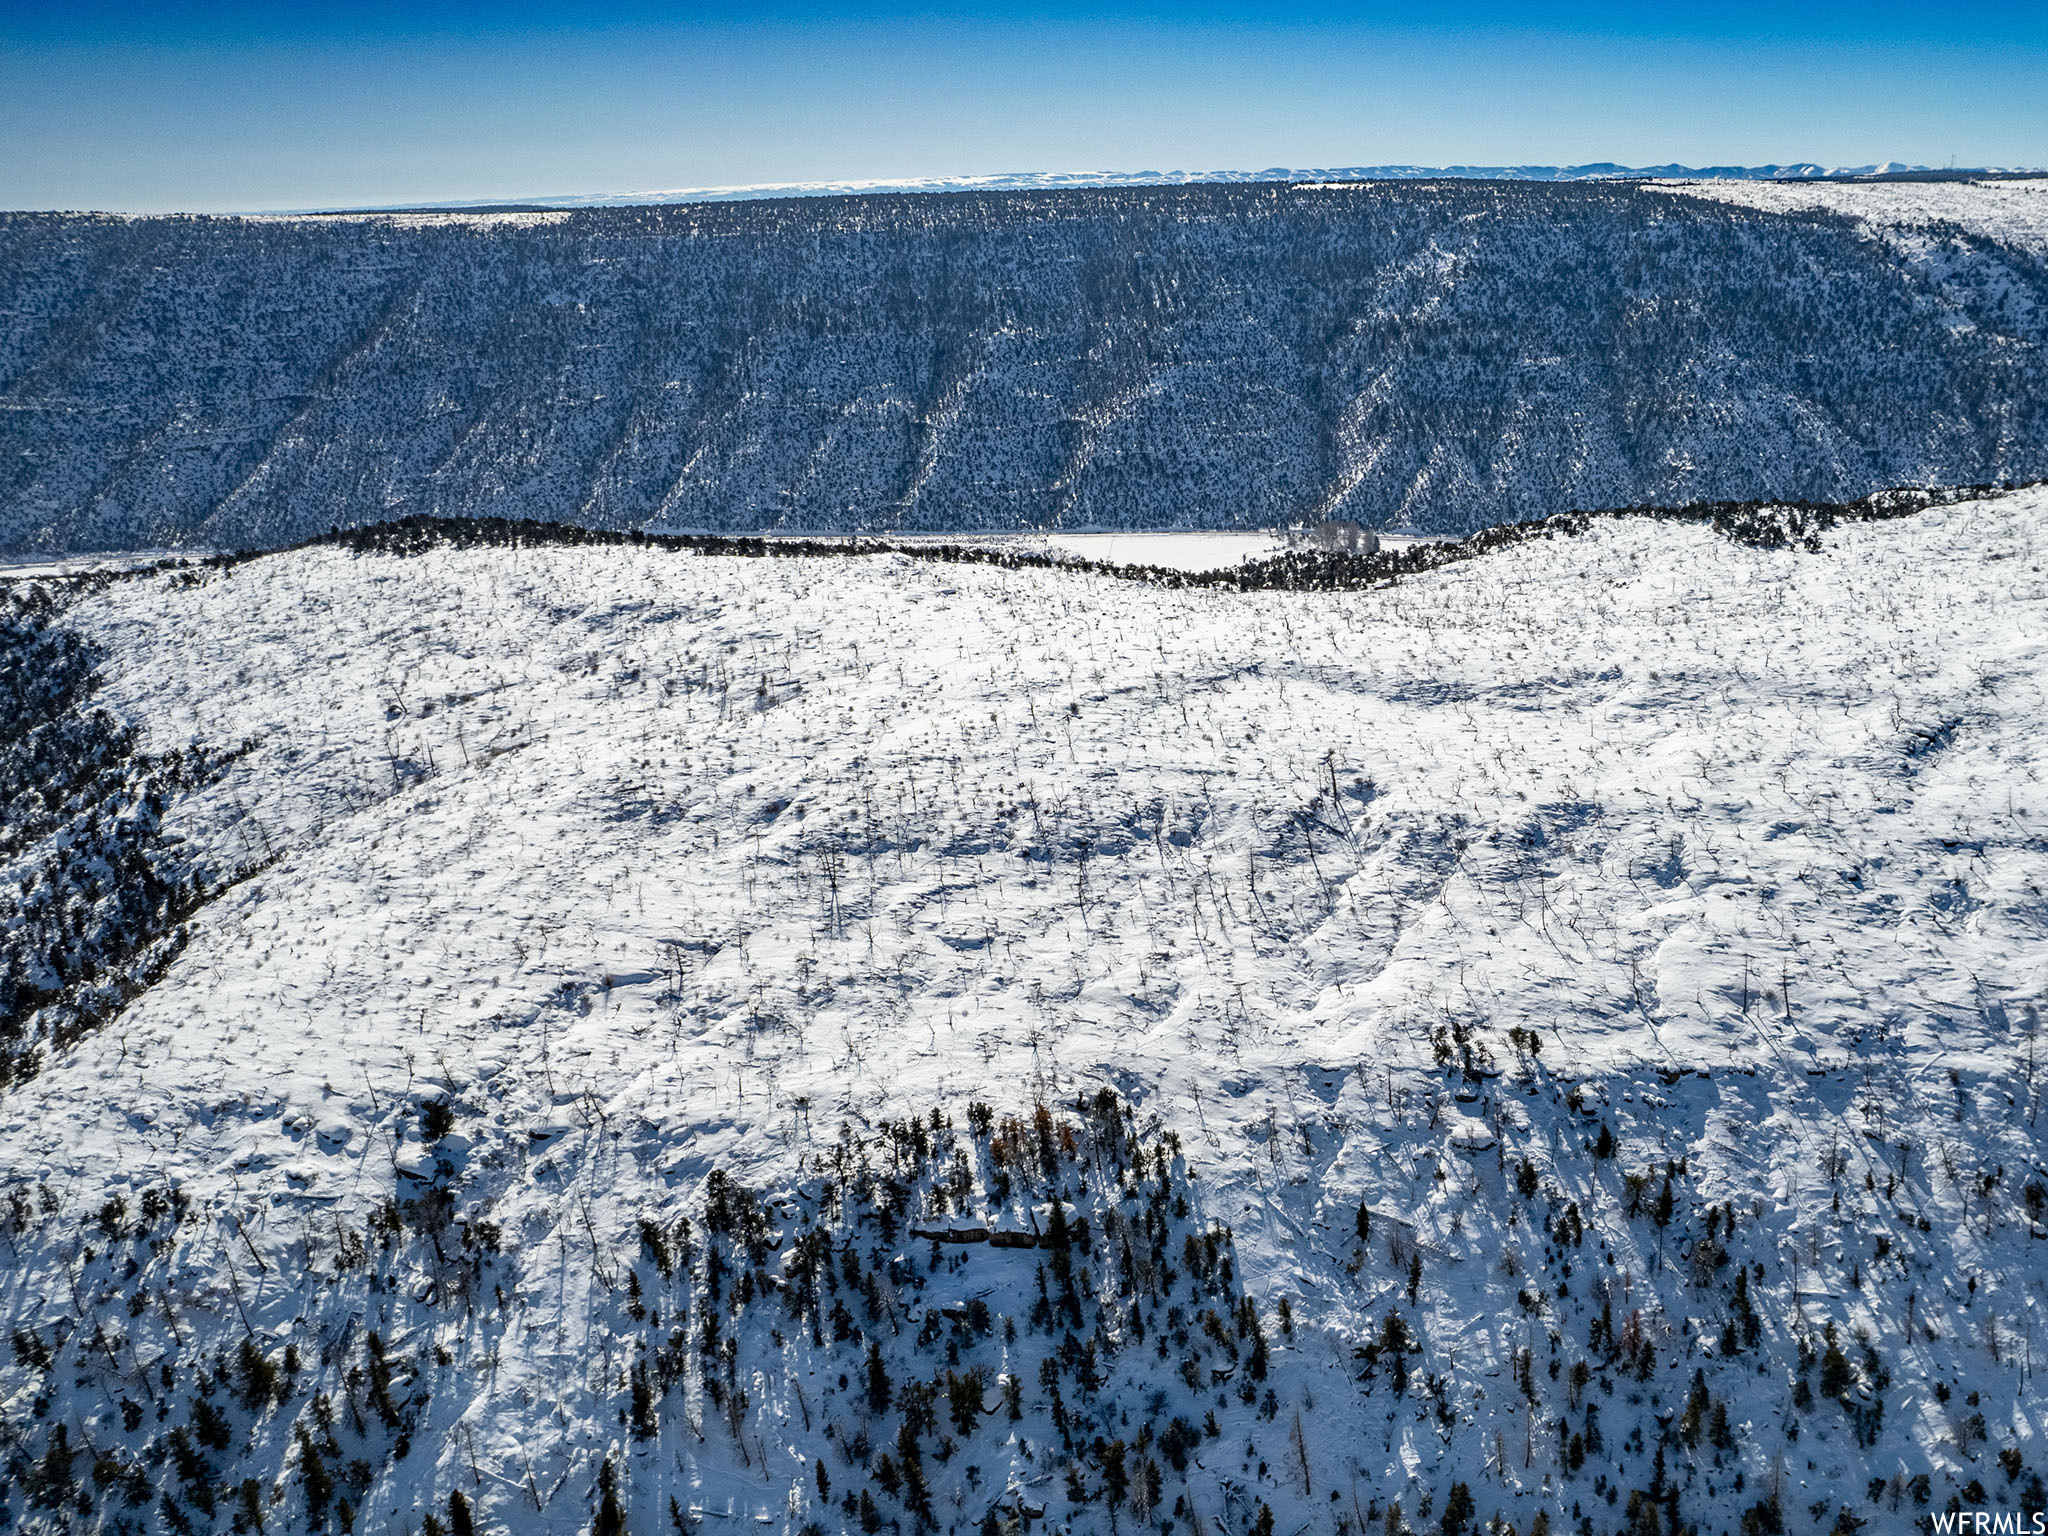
(3, 1, 2043, 212)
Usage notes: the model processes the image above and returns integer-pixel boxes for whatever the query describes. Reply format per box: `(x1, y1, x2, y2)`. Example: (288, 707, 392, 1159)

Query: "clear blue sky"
(3, 1, 2042, 212)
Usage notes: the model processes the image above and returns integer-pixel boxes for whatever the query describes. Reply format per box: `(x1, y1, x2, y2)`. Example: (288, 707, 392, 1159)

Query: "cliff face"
(5, 180, 2047, 552)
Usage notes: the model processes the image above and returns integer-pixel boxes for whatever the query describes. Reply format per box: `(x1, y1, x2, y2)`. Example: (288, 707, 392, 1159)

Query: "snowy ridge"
(9, 181, 2048, 556)
(1, 493, 2044, 1534)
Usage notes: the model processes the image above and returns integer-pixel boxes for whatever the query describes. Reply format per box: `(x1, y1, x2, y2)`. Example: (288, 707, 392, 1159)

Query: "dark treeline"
(177, 477, 2033, 594)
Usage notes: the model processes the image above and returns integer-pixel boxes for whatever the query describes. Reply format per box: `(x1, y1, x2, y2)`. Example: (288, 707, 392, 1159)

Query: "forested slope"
(5, 181, 2048, 552)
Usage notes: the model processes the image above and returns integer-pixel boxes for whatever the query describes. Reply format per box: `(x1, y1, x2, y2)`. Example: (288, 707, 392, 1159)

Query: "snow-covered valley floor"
(1, 495, 2044, 1536)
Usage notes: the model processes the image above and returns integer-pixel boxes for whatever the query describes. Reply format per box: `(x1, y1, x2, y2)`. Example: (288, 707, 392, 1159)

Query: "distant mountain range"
(315, 161, 2030, 213)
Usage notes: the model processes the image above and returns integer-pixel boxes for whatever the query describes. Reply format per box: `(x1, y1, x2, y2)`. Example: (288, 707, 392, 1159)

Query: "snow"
(955, 531, 1290, 571)
(0, 550, 191, 578)
(761, 532, 1442, 574)
(1664, 177, 2048, 255)
(245, 209, 576, 229)
(1012, 533, 1439, 571)
(2, 494, 2045, 1533)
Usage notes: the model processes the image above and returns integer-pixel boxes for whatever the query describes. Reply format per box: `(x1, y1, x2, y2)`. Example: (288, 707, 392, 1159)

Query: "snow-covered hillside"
(1668, 178, 2048, 257)
(8, 180, 2048, 554)
(1, 495, 2044, 1536)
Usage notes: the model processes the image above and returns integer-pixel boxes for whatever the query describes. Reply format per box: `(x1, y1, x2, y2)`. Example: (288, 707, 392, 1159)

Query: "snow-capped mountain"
(6, 178, 2048, 555)
(1, 490, 2042, 1534)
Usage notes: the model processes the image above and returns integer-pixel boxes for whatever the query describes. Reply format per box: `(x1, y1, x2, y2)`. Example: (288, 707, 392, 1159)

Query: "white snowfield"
(1667, 176, 2048, 254)
(2, 494, 2045, 1534)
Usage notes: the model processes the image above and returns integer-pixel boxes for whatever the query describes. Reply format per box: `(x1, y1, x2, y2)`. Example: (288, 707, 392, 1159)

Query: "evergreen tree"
(1439, 1482, 1475, 1535)
(594, 1457, 625, 1536)
(866, 1341, 893, 1414)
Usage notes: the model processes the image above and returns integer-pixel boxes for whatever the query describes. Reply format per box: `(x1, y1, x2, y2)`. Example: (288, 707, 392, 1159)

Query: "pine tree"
(28, 1423, 74, 1510)
(594, 1456, 625, 1536)
(1740, 1493, 1785, 1534)
(296, 1425, 334, 1527)
(1710, 1400, 1736, 1452)
(1439, 1482, 1475, 1535)
(1820, 1333, 1853, 1400)
(1681, 1371, 1710, 1449)
(865, 1340, 892, 1413)
(1101, 1438, 1129, 1514)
